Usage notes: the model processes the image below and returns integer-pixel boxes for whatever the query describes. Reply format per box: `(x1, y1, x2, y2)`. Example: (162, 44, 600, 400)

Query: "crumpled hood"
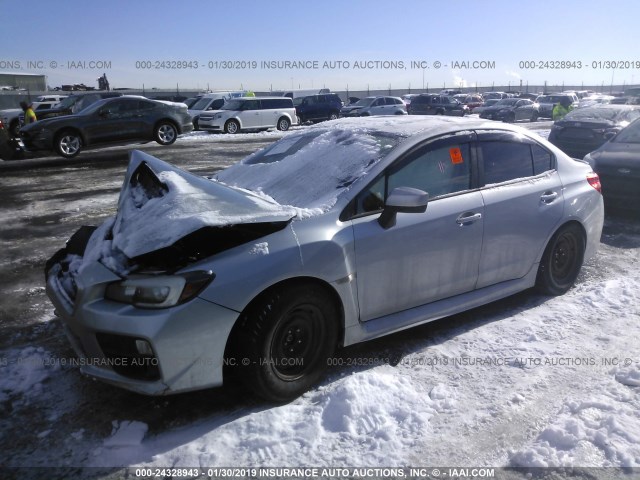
(110, 150, 297, 258)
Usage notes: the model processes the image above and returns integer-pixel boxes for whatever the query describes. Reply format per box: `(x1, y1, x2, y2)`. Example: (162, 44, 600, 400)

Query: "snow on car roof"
(216, 116, 522, 214)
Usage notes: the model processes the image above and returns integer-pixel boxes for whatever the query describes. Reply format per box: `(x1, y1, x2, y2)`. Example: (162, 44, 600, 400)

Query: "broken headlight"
(105, 270, 214, 308)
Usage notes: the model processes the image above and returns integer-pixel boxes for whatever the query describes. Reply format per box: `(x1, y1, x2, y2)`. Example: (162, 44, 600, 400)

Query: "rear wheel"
(154, 122, 177, 145)
(531, 112, 539, 122)
(55, 130, 82, 158)
(231, 285, 339, 402)
(536, 224, 585, 295)
(328, 112, 339, 121)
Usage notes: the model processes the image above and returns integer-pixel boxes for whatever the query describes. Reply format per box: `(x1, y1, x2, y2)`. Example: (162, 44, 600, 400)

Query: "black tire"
(232, 284, 339, 402)
(531, 112, 539, 122)
(276, 117, 290, 131)
(505, 112, 516, 123)
(154, 122, 177, 145)
(436, 109, 444, 115)
(9, 120, 20, 138)
(224, 119, 240, 134)
(55, 130, 82, 158)
(328, 112, 339, 121)
(536, 223, 585, 295)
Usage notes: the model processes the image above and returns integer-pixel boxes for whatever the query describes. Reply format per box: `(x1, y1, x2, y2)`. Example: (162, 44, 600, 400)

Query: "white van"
(188, 91, 247, 129)
(198, 97, 297, 133)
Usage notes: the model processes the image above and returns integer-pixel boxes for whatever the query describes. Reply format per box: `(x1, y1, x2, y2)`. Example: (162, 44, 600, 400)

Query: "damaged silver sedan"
(45, 116, 605, 402)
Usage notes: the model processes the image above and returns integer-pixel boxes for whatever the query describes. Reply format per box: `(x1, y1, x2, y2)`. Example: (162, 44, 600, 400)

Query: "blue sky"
(2, 0, 639, 92)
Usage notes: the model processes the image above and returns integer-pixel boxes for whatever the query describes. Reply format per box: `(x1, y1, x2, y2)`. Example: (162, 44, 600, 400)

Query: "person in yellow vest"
(552, 97, 573, 121)
(20, 101, 37, 126)
(245, 90, 255, 97)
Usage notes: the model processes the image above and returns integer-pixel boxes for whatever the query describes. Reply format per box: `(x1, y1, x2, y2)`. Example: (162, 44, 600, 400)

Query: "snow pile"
(510, 364, 640, 468)
(92, 368, 452, 468)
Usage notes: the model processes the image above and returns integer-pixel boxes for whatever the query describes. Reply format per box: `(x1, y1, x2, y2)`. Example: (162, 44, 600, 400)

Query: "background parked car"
(548, 104, 640, 158)
(401, 94, 421, 114)
(584, 116, 640, 211)
(20, 96, 193, 158)
(198, 97, 297, 133)
(339, 96, 407, 117)
(577, 95, 614, 108)
(478, 98, 539, 122)
(472, 98, 500, 115)
(453, 94, 484, 112)
(295, 93, 343, 123)
(482, 91, 509, 100)
(187, 91, 247, 130)
(535, 94, 578, 119)
(409, 94, 467, 116)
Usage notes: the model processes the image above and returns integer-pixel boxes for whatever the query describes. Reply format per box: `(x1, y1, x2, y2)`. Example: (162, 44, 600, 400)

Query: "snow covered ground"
(1, 125, 638, 479)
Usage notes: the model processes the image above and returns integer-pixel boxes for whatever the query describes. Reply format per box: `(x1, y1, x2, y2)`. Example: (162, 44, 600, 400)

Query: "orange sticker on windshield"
(449, 147, 464, 164)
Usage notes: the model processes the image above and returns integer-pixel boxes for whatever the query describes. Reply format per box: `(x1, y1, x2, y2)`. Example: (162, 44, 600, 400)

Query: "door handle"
(540, 191, 558, 203)
(456, 212, 482, 225)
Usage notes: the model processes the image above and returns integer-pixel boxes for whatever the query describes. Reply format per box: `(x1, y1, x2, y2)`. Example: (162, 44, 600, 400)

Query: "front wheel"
(232, 285, 339, 402)
(154, 122, 177, 145)
(55, 131, 82, 158)
(531, 112, 539, 122)
(536, 224, 585, 295)
(225, 119, 240, 134)
(328, 112, 339, 121)
(276, 117, 290, 131)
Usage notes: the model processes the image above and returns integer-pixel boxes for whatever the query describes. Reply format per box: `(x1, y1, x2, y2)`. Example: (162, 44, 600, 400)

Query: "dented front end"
(44, 150, 300, 395)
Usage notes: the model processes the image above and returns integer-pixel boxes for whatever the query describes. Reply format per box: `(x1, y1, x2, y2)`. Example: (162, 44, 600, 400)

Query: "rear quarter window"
(261, 98, 293, 109)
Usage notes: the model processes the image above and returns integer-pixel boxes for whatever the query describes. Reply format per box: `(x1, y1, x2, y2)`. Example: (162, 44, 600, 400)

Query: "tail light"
(587, 172, 602, 193)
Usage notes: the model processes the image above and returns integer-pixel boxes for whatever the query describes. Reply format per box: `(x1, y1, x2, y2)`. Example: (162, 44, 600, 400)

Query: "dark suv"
(295, 94, 343, 123)
(409, 94, 467, 116)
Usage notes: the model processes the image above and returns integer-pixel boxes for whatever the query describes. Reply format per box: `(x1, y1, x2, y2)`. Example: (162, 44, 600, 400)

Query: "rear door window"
(477, 132, 555, 185)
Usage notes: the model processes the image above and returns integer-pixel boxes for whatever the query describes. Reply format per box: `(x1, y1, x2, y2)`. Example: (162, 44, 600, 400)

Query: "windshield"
(76, 98, 110, 115)
(191, 97, 218, 110)
(354, 97, 376, 107)
(613, 118, 640, 143)
(55, 96, 80, 109)
(215, 129, 400, 211)
(565, 107, 640, 123)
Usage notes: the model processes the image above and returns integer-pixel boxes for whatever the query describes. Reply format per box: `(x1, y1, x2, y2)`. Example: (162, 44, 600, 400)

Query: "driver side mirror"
(378, 187, 429, 229)
(604, 131, 617, 141)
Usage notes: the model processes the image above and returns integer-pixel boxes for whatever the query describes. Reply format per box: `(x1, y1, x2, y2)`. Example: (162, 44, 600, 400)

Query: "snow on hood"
(110, 150, 297, 259)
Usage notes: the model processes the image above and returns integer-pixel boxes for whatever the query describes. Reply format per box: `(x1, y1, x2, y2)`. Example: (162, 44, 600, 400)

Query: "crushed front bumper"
(45, 226, 240, 395)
